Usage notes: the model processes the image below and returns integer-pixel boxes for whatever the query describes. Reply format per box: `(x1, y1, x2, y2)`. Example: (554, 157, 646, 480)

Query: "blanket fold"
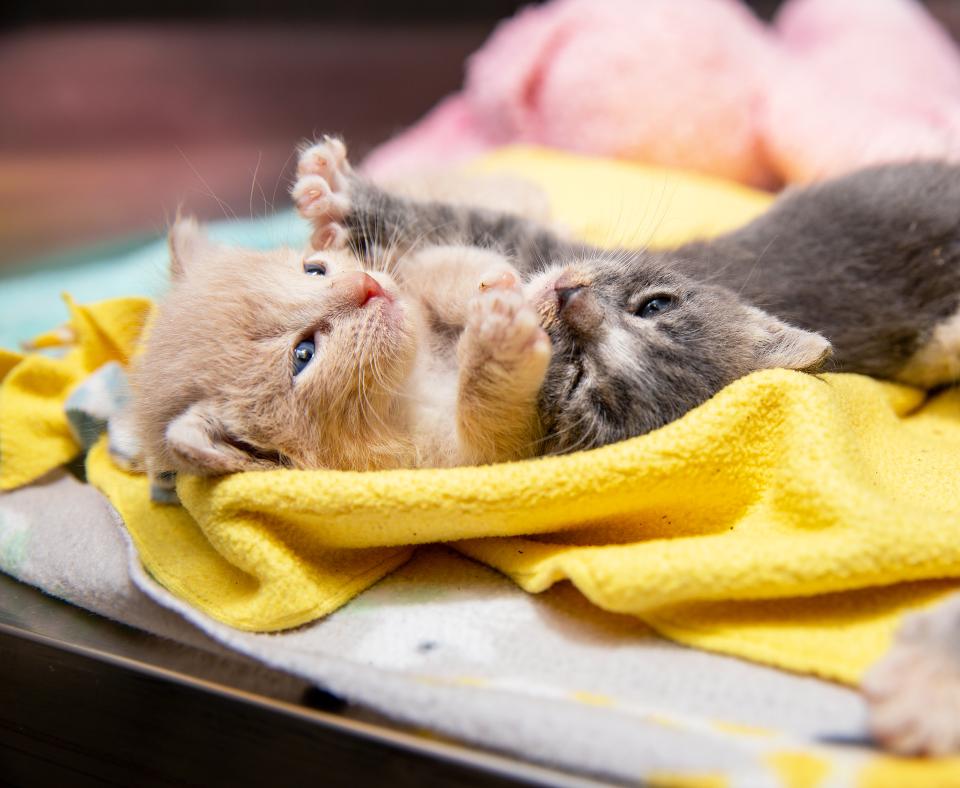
(3, 148, 958, 686)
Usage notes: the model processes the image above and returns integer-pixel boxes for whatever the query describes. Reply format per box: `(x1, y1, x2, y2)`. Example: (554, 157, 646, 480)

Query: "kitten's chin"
(359, 285, 406, 325)
(356, 297, 419, 374)
(358, 293, 412, 344)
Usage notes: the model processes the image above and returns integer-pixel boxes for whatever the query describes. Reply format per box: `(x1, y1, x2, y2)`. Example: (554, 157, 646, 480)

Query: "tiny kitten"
(131, 217, 551, 477)
(296, 142, 960, 756)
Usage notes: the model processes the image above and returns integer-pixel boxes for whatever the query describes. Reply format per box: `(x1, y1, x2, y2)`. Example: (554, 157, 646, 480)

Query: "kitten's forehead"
(606, 256, 686, 288)
(555, 253, 690, 294)
(201, 244, 362, 283)
(185, 244, 369, 329)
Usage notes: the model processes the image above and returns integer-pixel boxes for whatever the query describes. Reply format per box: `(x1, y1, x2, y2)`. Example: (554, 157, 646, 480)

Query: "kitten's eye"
(293, 340, 315, 375)
(636, 295, 675, 318)
(303, 260, 327, 276)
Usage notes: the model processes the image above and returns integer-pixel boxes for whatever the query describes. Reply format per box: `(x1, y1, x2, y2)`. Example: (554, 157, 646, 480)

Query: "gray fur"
(344, 180, 583, 270)
(673, 163, 960, 378)
(342, 162, 960, 452)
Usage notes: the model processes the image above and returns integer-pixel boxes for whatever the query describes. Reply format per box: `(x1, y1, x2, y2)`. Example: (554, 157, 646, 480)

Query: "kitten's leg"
(863, 592, 960, 755)
(456, 286, 551, 465)
(292, 137, 584, 273)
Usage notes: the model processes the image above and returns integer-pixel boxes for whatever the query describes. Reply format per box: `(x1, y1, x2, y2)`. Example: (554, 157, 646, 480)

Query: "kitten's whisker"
(175, 145, 238, 223)
(273, 146, 297, 220)
(636, 176, 674, 256)
(248, 150, 263, 221)
(736, 233, 780, 299)
(535, 409, 595, 456)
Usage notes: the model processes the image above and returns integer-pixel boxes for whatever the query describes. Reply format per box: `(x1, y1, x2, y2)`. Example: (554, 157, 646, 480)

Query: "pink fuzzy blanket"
(363, 0, 960, 189)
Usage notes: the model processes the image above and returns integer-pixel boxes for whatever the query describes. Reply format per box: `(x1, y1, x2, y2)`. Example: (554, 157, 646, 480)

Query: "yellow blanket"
(3, 147, 959, 688)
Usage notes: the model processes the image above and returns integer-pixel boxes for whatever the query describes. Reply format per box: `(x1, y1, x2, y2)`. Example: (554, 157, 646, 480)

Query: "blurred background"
(2, 0, 960, 270)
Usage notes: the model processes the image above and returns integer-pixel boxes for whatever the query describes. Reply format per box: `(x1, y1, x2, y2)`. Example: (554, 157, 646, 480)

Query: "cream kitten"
(131, 221, 550, 478)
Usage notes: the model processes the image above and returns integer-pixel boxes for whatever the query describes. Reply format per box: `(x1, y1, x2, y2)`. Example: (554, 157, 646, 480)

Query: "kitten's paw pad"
(292, 137, 353, 231)
(291, 173, 350, 249)
(291, 174, 351, 219)
(296, 136, 350, 183)
(468, 289, 551, 368)
(864, 640, 960, 755)
(478, 266, 520, 293)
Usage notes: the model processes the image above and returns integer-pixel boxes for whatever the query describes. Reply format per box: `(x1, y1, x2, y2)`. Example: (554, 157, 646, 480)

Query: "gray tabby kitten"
(303, 154, 960, 757)
(301, 151, 960, 456)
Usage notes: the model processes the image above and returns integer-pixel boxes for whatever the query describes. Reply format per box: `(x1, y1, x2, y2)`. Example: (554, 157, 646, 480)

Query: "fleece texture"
(2, 471, 929, 787)
(2, 148, 959, 689)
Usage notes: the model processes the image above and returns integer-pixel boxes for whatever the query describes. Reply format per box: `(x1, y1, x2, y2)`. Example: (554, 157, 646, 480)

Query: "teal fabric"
(0, 211, 307, 350)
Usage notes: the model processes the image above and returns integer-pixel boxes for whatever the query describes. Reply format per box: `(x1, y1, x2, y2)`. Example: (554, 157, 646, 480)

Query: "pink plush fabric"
(362, 0, 960, 188)
(764, 0, 960, 182)
(361, 96, 493, 183)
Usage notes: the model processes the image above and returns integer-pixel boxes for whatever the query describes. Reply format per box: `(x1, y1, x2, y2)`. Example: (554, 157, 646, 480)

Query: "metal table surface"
(0, 573, 611, 787)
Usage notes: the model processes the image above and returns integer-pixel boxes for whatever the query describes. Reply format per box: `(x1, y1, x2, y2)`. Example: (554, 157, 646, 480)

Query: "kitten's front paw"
(292, 136, 353, 249)
(458, 288, 551, 465)
(478, 265, 520, 293)
(864, 607, 960, 755)
(464, 289, 551, 381)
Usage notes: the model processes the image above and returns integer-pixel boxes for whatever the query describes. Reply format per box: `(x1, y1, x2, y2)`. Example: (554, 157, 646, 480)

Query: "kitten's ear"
(168, 216, 216, 281)
(165, 401, 265, 475)
(746, 306, 832, 372)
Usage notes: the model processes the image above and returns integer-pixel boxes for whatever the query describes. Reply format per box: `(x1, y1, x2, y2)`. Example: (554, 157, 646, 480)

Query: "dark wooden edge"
(0, 577, 607, 788)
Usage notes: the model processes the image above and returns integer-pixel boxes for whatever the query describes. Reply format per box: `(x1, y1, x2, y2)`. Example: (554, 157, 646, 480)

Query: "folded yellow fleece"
(3, 147, 959, 688)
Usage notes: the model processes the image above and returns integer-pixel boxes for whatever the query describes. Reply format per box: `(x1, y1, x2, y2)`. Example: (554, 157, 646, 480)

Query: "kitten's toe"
(470, 289, 551, 369)
(292, 175, 351, 222)
(478, 266, 520, 293)
(296, 137, 351, 184)
(864, 637, 960, 755)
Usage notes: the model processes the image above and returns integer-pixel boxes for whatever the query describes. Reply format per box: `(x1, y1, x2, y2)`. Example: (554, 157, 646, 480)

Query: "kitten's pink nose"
(358, 273, 386, 305)
(339, 271, 388, 307)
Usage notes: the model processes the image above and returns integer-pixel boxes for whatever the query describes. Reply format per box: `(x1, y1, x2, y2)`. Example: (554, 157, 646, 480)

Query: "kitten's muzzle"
(335, 271, 392, 308)
(555, 281, 602, 334)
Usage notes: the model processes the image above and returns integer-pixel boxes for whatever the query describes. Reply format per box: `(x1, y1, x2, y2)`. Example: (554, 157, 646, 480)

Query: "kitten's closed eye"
(293, 340, 315, 375)
(635, 295, 675, 318)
